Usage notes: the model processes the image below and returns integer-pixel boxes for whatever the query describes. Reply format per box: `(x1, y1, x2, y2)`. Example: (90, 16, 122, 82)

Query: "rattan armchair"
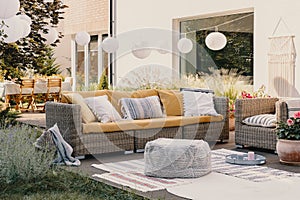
(234, 98, 289, 151)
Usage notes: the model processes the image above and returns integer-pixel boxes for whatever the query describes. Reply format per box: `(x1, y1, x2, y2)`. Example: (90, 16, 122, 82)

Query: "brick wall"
(63, 0, 108, 35)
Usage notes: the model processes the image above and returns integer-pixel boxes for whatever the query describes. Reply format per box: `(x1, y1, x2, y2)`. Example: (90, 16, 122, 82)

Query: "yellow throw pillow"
(106, 90, 133, 115)
(158, 90, 183, 116)
(131, 89, 158, 98)
(63, 93, 97, 123)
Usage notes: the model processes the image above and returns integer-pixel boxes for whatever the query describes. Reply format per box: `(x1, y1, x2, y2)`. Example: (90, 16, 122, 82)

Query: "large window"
(180, 12, 254, 78)
(74, 34, 108, 90)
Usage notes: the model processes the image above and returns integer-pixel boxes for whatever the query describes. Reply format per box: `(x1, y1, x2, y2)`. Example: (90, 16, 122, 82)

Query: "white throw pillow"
(242, 114, 276, 128)
(84, 95, 122, 123)
(182, 91, 219, 116)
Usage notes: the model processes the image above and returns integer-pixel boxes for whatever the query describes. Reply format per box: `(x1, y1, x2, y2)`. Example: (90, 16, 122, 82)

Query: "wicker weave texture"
(134, 127, 182, 150)
(234, 98, 287, 151)
(183, 121, 226, 141)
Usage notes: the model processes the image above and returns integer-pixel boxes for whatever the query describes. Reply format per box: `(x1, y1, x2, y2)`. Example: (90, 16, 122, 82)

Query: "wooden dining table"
(0, 79, 72, 110)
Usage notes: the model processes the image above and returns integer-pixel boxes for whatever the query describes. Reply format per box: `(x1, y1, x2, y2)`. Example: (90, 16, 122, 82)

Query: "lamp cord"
(184, 13, 254, 35)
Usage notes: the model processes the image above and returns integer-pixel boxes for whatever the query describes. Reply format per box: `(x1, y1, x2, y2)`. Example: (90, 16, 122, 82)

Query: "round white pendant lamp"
(131, 41, 151, 59)
(40, 26, 59, 45)
(0, 0, 20, 19)
(20, 20, 31, 38)
(18, 14, 32, 25)
(177, 38, 193, 53)
(101, 37, 119, 53)
(75, 31, 90, 46)
(205, 32, 227, 51)
(1, 16, 23, 43)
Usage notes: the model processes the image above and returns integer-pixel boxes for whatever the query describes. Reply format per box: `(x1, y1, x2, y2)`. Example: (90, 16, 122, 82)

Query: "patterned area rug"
(92, 149, 300, 192)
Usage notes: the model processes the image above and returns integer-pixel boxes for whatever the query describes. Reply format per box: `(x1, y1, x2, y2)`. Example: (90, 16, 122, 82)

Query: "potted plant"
(276, 111, 300, 164)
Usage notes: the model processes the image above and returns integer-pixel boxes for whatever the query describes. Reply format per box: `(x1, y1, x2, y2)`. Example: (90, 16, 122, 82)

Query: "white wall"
(116, 0, 300, 96)
(254, 0, 300, 96)
(115, 0, 253, 87)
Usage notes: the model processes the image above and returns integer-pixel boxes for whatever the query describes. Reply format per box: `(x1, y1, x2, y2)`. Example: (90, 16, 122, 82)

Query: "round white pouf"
(144, 138, 211, 178)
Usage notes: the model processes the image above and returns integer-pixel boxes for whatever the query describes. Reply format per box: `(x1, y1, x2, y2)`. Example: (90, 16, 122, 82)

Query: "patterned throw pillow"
(182, 91, 219, 116)
(84, 95, 122, 123)
(119, 96, 163, 120)
(242, 114, 276, 128)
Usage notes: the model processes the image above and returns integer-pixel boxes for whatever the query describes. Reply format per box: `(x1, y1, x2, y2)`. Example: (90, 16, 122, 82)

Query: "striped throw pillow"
(242, 114, 276, 128)
(119, 96, 163, 120)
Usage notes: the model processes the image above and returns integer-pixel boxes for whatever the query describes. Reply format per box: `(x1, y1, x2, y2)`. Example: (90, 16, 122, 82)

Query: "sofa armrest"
(276, 100, 289, 123)
(45, 102, 83, 153)
(235, 98, 279, 125)
(214, 97, 229, 119)
(214, 97, 229, 140)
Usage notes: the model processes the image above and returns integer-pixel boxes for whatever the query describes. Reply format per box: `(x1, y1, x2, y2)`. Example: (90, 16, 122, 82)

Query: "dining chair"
(19, 78, 35, 111)
(46, 78, 62, 102)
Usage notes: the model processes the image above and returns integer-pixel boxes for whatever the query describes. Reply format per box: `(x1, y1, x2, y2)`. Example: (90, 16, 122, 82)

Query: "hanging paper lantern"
(20, 20, 31, 38)
(131, 41, 151, 59)
(75, 31, 90, 46)
(1, 16, 23, 43)
(0, 0, 20, 19)
(101, 37, 119, 53)
(205, 32, 227, 51)
(177, 38, 193, 53)
(40, 26, 59, 45)
(18, 14, 32, 25)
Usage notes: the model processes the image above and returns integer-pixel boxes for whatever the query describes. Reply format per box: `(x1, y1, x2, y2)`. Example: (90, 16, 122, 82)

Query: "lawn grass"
(0, 169, 147, 200)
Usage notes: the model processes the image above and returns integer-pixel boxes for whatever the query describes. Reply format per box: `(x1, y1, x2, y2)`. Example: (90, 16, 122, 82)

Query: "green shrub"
(0, 125, 55, 184)
(0, 106, 20, 128)
(98, 72, 109, 90)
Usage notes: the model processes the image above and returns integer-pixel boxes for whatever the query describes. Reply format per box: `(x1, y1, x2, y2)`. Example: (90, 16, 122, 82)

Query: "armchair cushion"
(242, 114, 276, 128)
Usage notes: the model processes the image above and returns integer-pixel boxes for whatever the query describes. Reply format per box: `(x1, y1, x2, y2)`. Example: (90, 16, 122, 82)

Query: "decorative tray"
(225, 154, 266, 165)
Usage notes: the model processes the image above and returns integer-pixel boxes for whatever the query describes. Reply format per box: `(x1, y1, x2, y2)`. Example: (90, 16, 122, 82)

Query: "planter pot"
(229, 117, 235, 131)
(276, 139, 300, 165)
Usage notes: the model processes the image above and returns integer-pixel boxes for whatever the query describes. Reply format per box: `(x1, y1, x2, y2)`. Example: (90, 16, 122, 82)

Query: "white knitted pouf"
(144, 138, 211, 178)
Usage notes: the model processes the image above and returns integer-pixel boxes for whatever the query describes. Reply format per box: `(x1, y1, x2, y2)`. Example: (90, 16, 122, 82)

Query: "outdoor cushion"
(242, 114, 276, 128)
(144, 138, 211, 178)
(61, 90, 109, 103)
(106, 90, 132, 115)
(182, 91, 219, 116)
(84, 95, 122, 123)
(82, 115, 223, 133)
(158, 90, 183, 116)
(131, 89, 158, 98)
(63, 93, 97, 123)
(119, 96, 163, 119)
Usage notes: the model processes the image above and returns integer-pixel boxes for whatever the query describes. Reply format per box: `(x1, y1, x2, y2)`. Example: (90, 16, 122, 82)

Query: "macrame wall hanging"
(268, 18, 296, 97)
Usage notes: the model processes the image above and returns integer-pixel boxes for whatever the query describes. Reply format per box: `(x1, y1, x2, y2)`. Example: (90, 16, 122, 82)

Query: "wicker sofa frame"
(235, 98, 289, 151)
(45, 97, 229, 157)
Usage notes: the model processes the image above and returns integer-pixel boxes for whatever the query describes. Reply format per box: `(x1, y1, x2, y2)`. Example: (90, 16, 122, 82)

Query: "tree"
(0, 0, 67, 82)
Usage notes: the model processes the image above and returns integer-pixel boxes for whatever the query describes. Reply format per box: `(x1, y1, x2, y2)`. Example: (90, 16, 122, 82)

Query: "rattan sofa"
(45, 89, 229, 157)
(235, 98, 289, 151)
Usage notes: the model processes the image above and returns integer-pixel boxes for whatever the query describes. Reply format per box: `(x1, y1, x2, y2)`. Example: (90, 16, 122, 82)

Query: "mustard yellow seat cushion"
(82, 115, 223, 133)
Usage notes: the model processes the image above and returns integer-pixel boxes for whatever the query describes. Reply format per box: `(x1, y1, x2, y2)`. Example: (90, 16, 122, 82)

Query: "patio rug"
(91, 148, 300, 192)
